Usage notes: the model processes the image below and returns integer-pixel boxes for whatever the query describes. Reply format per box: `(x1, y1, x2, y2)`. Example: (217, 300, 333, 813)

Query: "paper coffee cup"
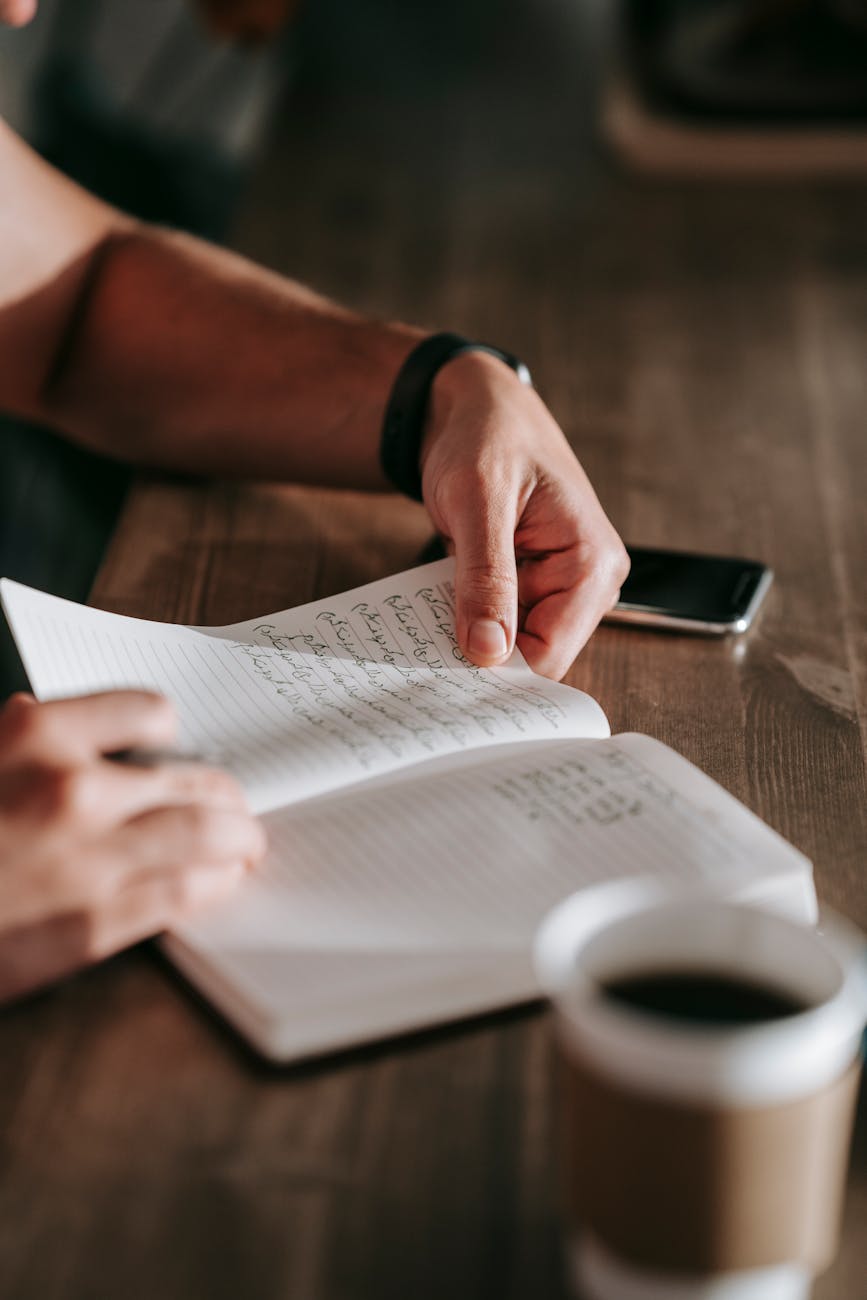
(534, 881, 867, 1300)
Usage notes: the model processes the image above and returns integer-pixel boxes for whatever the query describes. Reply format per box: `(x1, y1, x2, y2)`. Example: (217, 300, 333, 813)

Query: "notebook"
(1, 561, 816, 1061)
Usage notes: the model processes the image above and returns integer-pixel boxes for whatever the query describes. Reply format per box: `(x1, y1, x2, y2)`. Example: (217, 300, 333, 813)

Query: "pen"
(106, 748, 211, 768)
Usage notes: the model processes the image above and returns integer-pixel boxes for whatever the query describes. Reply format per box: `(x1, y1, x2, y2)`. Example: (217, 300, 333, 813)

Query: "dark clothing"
(0, 417, 130, 697)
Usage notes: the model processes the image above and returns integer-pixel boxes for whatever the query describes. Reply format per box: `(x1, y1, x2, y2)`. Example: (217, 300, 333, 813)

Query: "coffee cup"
(534, 880, 867, 1300)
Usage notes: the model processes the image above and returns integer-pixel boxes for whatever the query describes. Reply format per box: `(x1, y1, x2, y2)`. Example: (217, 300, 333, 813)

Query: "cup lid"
(534, 881, 867, 1106)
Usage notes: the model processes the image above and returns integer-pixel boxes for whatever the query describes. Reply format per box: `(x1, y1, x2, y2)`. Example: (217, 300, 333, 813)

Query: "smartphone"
(606, 546, 773, 635)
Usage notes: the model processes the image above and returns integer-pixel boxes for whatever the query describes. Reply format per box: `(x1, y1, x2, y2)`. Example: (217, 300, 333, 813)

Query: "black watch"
(379, 331, 533, 502)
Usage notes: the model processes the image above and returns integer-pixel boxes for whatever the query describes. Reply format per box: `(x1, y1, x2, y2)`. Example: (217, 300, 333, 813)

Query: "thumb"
(451, 509, 518, 667)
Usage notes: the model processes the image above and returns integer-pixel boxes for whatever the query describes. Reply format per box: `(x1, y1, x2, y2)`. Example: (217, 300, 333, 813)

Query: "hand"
(0, 691, 265, 1005)
(0, 0, 36, 26)
(419, 351, 630, 680)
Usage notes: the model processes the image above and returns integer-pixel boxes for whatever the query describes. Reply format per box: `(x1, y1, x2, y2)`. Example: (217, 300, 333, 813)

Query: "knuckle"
(179, 804, 224, 856)
(466, 460, 514, 505)
(587, 533, 630, 594)
(429, 466, 469, 518)
(40, 764, 95, 825)
(0, 694, 48, 749)
(3, 692, 35, 718)
(611, 538, 631, 587)
(433, 457, 510, 512)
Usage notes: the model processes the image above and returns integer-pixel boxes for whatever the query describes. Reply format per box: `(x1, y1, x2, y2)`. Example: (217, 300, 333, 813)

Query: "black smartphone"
(606, 546, 773, 635)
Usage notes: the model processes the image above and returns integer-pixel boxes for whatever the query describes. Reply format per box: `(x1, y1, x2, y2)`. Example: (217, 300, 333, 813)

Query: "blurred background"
(1, 0, 866, 689)
(0, 12, 864, 1294)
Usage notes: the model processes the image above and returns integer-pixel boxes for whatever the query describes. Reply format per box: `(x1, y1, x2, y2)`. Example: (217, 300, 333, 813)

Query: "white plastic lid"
(534, 880, 867, 1106)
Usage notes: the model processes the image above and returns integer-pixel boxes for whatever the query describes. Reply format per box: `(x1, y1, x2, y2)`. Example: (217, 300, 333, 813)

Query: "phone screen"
(617, 548, 771, 626)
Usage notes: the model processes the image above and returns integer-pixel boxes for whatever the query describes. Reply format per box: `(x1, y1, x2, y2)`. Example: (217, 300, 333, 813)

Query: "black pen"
(106, 748, 211, 768)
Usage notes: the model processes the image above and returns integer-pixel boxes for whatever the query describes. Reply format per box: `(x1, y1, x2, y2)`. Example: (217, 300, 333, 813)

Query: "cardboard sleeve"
(561, 1053, 861, 1275)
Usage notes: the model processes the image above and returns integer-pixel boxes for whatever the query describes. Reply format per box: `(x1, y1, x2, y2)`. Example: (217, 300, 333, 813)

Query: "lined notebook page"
(180, 733, 815, 967)
(0, 562, 607, 813)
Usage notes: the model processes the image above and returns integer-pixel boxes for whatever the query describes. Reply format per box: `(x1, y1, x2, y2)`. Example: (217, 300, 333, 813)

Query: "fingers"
(85, 760, 250, 833)
(0, 858, 247, 1005)
(112, 803, 267, 874)
(0, 758, 249, 842)
(0, 793, 263, 1003)
(419, 356, 629, 676)
(446, 483, 520, 668)
(99, 760, 250, 833)
(0, 691, 176, 765)
(90, 861, 248, 962)
(89, 802, 266, 951)
(0, 691, 265, 1003)
(516, 538, 629, 679)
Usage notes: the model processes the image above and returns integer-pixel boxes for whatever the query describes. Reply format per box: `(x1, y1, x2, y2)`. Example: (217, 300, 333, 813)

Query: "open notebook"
(1, 561, 816, 1062)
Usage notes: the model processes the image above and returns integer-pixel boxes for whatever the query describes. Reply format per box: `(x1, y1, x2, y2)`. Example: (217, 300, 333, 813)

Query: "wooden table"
(1, 3, 866, 1295)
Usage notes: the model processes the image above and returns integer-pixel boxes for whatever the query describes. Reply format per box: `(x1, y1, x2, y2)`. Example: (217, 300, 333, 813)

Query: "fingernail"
(468, 618, 508, 660)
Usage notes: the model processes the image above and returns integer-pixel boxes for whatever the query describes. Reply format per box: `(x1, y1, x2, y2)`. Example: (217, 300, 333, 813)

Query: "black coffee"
(601, 970, 809, 1026)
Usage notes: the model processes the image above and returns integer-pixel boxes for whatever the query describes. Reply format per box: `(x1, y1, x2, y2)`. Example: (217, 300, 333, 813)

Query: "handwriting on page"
(1, 573, 601, 813)
(491, 746, 673, 828)
(230, 576, 571, 774)
(256, 739, 752, 952)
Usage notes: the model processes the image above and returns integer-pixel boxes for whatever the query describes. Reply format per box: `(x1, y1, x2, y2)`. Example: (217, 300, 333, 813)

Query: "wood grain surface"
(1, 3, 865, 1297)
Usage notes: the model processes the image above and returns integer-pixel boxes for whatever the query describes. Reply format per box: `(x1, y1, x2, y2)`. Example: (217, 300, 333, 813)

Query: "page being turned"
(1, 562, 607, 813)
(195, 558, 608, 793)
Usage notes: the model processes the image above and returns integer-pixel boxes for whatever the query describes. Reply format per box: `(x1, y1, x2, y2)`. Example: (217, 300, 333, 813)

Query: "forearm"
(40, 225, 423, 489)
(0, 116, 626, 683)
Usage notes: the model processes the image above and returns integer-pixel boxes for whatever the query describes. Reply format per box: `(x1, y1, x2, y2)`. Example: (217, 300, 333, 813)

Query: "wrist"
(429, 347, 517, 403)
(380, 333, 532, 501)
(419, 350, 521, 473)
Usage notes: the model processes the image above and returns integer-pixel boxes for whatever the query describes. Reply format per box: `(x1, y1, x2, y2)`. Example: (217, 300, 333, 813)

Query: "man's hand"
(0, 691, 265, 1005)
(420, 351, 629, 681)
